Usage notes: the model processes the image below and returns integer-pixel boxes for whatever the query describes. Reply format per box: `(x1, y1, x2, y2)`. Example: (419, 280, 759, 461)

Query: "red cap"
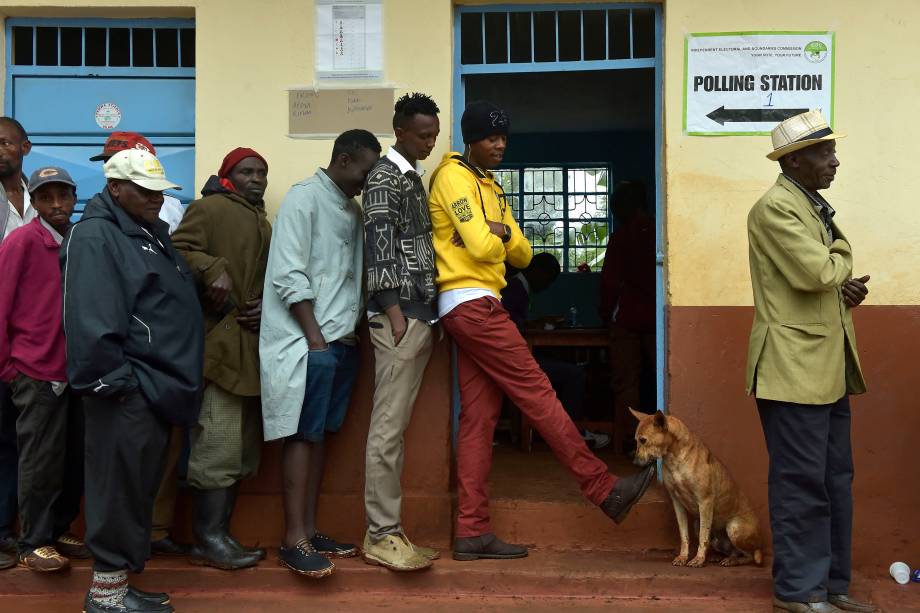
(89, 132, 156, 161)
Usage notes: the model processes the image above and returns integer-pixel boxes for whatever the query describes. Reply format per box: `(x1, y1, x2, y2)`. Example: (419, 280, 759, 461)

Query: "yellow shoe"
(405, 535, 440, 561)
(362, 532, 432, 572)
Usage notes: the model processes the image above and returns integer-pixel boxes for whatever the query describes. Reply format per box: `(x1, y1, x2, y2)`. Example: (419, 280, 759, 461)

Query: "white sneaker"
(583, 430, 611, 450)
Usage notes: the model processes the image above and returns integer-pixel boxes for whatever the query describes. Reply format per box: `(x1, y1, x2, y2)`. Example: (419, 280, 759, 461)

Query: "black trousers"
(757, 396, 853, 602)
(9, 375, 84, 553)
(84, 392, 169, 572)
(0, 381, 17, 543)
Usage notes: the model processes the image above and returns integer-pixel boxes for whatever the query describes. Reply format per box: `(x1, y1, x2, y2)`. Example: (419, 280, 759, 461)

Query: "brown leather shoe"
(828, 595, 880, 613)
(773, 597, 843, 612)
(55, 532, 91, 559)
(600, 464, 655, 524)
(19, 546, 70, 572)
(453, 533, 528, 561)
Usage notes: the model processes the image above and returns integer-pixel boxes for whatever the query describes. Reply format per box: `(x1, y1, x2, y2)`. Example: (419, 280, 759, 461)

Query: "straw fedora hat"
(767, 110, 845, 161)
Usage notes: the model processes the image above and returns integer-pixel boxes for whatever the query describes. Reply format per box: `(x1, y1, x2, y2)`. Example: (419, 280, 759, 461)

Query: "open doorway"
(451, 4, 664, 488)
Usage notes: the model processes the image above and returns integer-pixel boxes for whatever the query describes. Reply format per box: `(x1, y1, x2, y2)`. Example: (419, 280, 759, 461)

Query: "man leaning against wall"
(172, 147, 272, 570)
(746, 111, 876, 613)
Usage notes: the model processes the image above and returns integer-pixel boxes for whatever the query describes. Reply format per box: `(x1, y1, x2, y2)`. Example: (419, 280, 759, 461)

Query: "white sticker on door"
(95, 103, 122, 130)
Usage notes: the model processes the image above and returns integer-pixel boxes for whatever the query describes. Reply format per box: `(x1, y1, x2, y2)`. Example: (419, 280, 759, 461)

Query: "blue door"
(4, 19, 195, 215)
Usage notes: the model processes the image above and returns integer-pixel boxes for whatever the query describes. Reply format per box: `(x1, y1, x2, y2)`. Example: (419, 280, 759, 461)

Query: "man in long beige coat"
(747, 111, 874, 613)
(172, 147, 271, 570)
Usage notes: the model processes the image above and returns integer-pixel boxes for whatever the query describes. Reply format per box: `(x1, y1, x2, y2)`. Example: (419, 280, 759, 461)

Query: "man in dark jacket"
(62, 149, 203, 613)
(171, 147, 271, 570)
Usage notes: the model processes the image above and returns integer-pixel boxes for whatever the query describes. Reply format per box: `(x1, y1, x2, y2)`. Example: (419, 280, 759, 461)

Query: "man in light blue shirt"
(260, 129, 380, 579)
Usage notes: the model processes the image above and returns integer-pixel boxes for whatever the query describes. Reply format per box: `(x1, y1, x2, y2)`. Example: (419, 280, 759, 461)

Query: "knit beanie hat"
(217, 147, 268, 193)
(461, 101, 510, 144)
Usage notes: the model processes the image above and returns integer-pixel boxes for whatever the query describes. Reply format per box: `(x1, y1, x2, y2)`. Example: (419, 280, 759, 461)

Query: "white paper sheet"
(316, 0, 383, 80)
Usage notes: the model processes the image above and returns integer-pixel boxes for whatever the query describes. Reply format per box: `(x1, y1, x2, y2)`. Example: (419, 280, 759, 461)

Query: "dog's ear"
(628, 407, 646, 422)
(653, 410, 668, 430)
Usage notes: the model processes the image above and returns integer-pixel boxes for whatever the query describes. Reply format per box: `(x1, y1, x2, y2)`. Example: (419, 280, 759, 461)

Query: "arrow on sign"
(706, 106, 809, 125)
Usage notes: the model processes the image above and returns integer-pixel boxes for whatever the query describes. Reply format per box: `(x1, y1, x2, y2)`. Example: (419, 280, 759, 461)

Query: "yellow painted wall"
(0, 0, 454, 219)
(664, 0, 920, 307)
(1, 0, 915, 307)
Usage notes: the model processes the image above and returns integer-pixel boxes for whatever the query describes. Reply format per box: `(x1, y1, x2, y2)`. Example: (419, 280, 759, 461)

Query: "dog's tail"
(753, 549, 763, 566)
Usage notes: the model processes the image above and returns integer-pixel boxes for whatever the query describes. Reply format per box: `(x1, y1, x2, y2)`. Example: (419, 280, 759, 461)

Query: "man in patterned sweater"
(361, 93, 441, 571)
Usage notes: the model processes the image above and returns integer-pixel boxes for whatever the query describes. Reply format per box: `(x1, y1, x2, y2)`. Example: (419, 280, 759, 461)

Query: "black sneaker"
(310, 532, 358, 558)
(279, 538, 335, 578)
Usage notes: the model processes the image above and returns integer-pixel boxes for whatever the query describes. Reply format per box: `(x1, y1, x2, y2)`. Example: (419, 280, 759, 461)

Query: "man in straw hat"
(747, 111, 875, 613)
(62, 148, 203, 613)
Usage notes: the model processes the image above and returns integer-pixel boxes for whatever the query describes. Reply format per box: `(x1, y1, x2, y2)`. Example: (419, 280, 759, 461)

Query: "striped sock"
(89, 570, 128, 607)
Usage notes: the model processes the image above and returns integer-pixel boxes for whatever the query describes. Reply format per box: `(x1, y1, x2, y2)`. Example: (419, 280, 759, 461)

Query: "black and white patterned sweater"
(362, 155, 438, 321)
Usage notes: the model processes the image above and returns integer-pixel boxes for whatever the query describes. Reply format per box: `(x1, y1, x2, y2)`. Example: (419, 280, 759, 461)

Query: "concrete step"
(0, 550, 908, 612)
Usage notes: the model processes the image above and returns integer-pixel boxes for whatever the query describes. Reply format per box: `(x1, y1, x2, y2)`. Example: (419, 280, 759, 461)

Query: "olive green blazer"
(745, 174, 866, 405)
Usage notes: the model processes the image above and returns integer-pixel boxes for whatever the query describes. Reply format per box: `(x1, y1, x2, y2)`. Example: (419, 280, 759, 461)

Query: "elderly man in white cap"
(62, 149, 204, 613)
(747, 111, 875, 613)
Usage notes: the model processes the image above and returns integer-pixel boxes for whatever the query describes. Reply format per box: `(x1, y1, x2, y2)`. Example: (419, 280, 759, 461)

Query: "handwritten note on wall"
(288, 88, 393, 137)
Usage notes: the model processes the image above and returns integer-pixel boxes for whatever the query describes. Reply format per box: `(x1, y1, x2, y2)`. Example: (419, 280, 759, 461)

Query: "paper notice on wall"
(684, 32, 835, 135)
(288, 87, 393, 137)
(316, 0, 383, 81)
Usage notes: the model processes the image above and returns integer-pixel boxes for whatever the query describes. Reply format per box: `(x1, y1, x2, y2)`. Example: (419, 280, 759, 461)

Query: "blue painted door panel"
(12, 76, 194, 135)
(26, 143, 194, 214)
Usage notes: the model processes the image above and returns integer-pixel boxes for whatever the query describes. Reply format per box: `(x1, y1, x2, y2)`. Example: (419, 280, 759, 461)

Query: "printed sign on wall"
(684, 32, 835, 135)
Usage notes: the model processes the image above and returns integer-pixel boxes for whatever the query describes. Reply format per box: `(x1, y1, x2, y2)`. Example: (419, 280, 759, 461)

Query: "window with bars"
(10, 25, 195, 68)
(493, 165, 610, 272)
(460, 7, 654, 66)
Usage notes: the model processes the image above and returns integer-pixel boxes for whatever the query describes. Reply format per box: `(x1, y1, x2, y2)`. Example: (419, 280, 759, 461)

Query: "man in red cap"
(91, 131, 190, 558)
(171, 148, 271, 570)
(90, 132, 185, 233)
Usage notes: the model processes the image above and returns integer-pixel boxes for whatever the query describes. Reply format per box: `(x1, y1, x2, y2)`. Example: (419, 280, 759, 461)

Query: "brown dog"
(631, 409, 763, 568)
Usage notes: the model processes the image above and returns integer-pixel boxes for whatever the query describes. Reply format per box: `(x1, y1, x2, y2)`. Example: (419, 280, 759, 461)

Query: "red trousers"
(441, 296, 618, 538)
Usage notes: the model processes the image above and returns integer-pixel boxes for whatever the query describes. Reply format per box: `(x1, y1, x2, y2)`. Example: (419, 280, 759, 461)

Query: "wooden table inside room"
(519, 327, 610, 453)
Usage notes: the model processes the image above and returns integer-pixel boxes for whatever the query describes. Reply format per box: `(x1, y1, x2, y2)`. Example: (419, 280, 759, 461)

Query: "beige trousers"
(364, 315, 434, 541)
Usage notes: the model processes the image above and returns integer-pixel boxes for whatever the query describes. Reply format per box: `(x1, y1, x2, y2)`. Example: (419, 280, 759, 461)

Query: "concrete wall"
(664, 0, 920, 572)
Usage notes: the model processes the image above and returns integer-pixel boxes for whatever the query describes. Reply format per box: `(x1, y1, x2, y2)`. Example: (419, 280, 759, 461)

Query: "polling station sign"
(684, 32, 835, 135)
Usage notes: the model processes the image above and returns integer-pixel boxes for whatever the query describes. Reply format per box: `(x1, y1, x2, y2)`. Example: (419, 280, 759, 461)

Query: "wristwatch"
(501, 224, 512, 243)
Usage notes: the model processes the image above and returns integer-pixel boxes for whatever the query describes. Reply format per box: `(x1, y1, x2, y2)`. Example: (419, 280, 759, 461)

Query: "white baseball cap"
(103, 149, 181, 191)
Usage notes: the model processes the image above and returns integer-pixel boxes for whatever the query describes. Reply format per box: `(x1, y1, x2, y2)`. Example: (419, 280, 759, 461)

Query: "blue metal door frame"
(451, 3, 668, 416)
(4, 18, 196, 209)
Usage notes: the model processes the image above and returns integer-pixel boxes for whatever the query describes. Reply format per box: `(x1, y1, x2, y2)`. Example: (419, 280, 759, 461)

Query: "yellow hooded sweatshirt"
(428, 152, 532, 294)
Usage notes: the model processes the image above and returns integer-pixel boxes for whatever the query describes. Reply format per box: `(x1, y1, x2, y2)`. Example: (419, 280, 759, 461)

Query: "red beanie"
(218, 147, 268, 178)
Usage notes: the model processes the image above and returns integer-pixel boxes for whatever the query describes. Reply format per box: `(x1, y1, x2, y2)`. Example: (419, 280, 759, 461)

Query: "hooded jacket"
(171, 175, 271, 396)
(428, 152, 531, 295)
(61, 188, 204, 425)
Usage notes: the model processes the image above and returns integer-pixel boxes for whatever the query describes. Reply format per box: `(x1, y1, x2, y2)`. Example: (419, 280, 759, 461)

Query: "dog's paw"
(719, 557, 736, 567)
(671, 555, 689, 566)
(686, 555, 707, 568)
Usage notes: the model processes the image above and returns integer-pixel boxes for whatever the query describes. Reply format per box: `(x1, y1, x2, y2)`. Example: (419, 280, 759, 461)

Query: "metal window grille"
(494, 164, 610, 272)
(460, 7, 655, 67)
(10, 24, 195, 68)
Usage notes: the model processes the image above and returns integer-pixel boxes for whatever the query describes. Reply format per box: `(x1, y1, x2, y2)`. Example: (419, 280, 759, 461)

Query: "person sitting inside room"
(501, 252, 610, 449)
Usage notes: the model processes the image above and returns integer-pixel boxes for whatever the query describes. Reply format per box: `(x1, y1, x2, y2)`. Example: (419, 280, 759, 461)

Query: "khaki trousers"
(150, 426, 184, 542)
(187, 383, 262, 490)
(364, 315, 434, 540)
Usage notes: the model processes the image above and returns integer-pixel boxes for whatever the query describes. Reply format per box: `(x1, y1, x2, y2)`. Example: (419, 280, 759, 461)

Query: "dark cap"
(461, 101, 510, 144)
(27, 166, 76, 194)
(89, 131, 156, 162)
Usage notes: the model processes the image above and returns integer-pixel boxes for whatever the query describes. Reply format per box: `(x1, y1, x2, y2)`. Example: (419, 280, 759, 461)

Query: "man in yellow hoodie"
(429, 101, 655, 561)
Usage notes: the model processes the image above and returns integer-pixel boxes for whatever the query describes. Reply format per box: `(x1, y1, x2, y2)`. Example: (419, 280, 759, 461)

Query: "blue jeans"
(289, 341, 359, 442)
